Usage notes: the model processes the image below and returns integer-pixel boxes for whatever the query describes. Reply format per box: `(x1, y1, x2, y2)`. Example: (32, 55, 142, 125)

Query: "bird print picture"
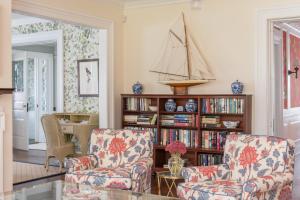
(77, 59, 99, 97)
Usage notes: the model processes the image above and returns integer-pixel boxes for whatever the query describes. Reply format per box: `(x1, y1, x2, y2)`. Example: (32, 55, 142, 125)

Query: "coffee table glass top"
(6, 180, 179, 200)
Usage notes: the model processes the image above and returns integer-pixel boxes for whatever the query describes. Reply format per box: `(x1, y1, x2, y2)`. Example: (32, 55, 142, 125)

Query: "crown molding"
(124, 0, 190, 9)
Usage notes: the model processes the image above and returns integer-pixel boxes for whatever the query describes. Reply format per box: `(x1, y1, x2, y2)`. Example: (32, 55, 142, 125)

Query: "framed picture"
(77, 59, 99, 97)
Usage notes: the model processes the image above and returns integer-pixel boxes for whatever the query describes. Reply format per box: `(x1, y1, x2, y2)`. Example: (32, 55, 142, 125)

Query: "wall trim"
(124, 0, 189, 9)
(255, 4, 300, 135)
(12, 0, 115, 128)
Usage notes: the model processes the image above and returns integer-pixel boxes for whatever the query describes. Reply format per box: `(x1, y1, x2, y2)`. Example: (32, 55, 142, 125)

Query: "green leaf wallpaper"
(13, 21, 100, 113)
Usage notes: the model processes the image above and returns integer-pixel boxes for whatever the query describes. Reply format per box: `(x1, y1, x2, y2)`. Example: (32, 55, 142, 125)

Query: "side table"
(157, 171, 184, 197)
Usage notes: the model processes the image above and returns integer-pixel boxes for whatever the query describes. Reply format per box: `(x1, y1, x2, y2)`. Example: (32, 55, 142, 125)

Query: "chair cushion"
(177, 180, 243, 200)
(90, 129, 153, 169)
(65, 167, 132, 190)
(223, 135, 289, 183)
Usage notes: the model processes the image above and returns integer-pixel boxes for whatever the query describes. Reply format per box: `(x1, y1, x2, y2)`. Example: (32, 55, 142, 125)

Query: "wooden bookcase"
(121, 94, 252, 172)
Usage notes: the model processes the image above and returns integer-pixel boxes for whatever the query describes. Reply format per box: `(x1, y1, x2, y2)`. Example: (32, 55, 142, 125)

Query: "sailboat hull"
(159, 79, 208, 87)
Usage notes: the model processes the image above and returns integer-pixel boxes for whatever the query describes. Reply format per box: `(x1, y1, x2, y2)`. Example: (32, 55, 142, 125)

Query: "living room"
(0, 0, 300, 199)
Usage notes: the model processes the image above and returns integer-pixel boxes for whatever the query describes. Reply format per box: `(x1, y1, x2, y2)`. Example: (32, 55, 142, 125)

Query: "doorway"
(271, 20, 300, 199)
(12, 50, 54, 150)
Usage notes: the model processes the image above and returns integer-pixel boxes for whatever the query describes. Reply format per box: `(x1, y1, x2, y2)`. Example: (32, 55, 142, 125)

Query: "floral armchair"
(65, 129, 153, 193)
(177, 134, 295, 200)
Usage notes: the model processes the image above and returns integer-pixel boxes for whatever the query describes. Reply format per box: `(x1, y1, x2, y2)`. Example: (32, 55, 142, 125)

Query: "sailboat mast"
(182, 13, 191, 80)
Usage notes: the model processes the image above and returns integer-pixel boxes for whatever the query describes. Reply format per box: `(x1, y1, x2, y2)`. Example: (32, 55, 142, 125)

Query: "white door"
(27, 52, 54, 143)
(13, 51, 29, 150)
(13, 51, 54, 149)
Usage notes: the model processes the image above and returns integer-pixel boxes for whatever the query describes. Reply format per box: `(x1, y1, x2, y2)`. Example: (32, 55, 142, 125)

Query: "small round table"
(157, 171, 184, 197)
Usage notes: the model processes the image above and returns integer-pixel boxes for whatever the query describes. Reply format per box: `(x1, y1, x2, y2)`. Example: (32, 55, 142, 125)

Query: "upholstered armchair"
(177, 134, 295, 200)
(65, 129, 153, 193)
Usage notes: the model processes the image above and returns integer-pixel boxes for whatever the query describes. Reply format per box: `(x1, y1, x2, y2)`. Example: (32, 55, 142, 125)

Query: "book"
(202, 98, 245, 114)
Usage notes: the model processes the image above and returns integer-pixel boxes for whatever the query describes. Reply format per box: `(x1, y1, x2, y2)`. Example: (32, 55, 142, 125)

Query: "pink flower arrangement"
(165, 141, 187, 155)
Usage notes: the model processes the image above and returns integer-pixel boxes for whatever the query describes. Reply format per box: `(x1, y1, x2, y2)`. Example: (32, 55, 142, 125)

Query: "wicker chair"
(41, 114, 74, 171)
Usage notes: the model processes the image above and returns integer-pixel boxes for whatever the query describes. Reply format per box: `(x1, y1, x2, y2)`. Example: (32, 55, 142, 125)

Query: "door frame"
(12, 30, 63, 112)
(255, 4, 300, 135)
(12, 0, 114, 128)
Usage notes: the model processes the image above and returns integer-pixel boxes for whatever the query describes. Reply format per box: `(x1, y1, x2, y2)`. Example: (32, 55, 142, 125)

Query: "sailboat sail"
(150, 13, 214, 85)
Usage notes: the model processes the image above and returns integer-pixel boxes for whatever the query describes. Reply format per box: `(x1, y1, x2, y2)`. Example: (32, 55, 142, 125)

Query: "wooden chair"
(41, 114, 74, 172)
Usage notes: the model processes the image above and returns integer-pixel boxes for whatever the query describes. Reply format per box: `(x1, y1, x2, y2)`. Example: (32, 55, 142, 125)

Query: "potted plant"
(165, 141, 187, 176)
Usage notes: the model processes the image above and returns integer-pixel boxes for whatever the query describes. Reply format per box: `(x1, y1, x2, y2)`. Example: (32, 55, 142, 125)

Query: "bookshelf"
(121, 94, 252, 172)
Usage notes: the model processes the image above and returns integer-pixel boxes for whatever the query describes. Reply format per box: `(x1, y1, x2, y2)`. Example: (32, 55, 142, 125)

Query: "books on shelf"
(124, 126, 158, 144)
(201, 116, 221, 128)
(125, 98, 139, 111)
(139, 98, 152, 111)
(124, 115, 138, 124)
(201, 131, 242, 150)
(161, 129, 199, 148)
(161, 114, 198, 127)
(202, 98, 244, 114)
(198, 154, 223, 166)
(125, 98, 153, 111)
(124, 114, 157, 125)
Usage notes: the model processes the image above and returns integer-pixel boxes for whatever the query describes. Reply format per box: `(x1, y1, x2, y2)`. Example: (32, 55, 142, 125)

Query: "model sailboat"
(150, 13, 214, 95)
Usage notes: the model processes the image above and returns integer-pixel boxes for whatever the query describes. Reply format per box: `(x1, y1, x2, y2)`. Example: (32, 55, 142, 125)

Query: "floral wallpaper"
(13, 21, 100, 113)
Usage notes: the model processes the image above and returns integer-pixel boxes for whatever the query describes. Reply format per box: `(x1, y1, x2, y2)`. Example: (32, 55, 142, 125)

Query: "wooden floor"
(13, 162, 65, 185)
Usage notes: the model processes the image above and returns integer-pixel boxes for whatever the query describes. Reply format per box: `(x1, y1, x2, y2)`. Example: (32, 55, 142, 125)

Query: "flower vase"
(168, 153, 184, 176)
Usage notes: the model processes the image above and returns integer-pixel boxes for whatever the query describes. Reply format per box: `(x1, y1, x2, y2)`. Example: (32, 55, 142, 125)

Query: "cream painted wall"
(0, 0, 13, 193)
(123, 0, 300, 96)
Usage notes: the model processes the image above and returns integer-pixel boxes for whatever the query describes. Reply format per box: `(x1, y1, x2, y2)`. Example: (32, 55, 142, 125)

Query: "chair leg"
(45, 156, 50, 172)
(59, 161, 63, 172)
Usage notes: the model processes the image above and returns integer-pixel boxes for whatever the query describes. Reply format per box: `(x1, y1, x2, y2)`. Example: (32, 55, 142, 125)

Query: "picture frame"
(77, 59, 99, 97)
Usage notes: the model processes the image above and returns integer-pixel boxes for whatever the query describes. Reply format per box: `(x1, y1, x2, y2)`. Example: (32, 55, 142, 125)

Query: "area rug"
(13, 162, 65, 185)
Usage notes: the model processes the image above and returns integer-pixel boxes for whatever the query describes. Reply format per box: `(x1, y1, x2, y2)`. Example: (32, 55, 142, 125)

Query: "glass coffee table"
(5, 180, 179, 200)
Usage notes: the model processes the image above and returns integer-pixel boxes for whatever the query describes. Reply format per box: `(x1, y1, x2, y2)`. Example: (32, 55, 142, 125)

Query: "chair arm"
(65, 155, 98, 173)
(131, 158, 153, 193)
(181, 164, 230, 182)
(242, 172, 293, 199)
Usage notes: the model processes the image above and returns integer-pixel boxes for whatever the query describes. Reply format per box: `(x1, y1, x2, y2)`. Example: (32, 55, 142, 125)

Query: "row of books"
(202, 131, 242, 149)
(161, 129, 199, 147)
(198, 154, 223, 166)
(202, 98, 244, 114)
(123, 127, 158, 144)
(160, 114, 198, 127)
(123, 114, 157, 125)
(125, 98, 153, 111)
(202, 131, 227, 150)
(201, 116, 221, 128)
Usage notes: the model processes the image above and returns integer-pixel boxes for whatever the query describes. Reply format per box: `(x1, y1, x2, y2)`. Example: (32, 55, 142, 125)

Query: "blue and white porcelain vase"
(185, 99, 197, 112)
(132, 82, 143, 94)
(231, 80, 244, 94)
(165, 99, 177, 112)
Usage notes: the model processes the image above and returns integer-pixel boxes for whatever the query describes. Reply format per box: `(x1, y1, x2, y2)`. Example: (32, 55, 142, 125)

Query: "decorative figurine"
(165, 99, 177, 112)
(132, 81, 143, 94)
(231, 80, 244, 94)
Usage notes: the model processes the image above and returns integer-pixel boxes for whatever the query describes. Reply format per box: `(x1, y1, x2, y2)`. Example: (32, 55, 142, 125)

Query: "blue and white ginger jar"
(185, 99, 197, 112)
(231, 80, 244, 94)
(132, 82, 143, 94)
(165, 99, 176, 112)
